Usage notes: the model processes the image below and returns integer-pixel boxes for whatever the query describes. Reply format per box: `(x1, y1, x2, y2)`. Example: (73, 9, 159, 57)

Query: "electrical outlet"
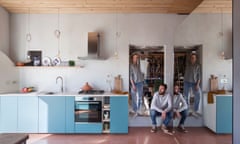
(220, 78, 228, 84)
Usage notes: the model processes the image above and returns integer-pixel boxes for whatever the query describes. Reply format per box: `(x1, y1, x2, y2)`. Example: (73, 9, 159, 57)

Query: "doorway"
(129, 44, 165, 117)
(174, 45, 203, 126)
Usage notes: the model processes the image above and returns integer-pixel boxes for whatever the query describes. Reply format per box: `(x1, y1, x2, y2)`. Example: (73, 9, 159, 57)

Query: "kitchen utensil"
(16, 62, 24, 66)
(81, 82, 93, 91)
(52, 56, 61, 66)
(42, 56, 52, 66)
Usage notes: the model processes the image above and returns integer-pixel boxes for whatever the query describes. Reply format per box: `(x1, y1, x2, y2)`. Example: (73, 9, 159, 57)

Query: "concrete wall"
(10, 14, 185, 92)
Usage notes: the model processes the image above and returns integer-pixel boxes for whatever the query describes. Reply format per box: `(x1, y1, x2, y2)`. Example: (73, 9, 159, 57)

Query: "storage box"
(209, 77, 218, 92)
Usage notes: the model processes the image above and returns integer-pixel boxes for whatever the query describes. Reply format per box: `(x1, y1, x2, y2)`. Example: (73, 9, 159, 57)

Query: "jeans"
(150, 109, 172, 126)
(178, 110, 188, 126)
(131, 81, 143, 112)
(183, 81, 201, 111)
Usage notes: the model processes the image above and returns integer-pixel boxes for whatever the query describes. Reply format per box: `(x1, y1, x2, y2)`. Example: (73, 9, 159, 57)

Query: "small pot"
(81, 82, 92, 91)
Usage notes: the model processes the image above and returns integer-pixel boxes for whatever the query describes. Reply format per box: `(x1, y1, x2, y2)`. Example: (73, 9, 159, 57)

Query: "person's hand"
(175, 111, 181, 119)
(195, 84, 199, 91)
(161, 111, 166, 120)
(132, 85, 136, 91)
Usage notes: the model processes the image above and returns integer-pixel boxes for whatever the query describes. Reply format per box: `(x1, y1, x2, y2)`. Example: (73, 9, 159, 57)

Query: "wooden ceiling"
(0, 0, 232, 14)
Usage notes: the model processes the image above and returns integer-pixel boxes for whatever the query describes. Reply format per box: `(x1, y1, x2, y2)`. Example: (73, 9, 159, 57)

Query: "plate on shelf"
(52, 57, 61, 66)
(42, 57, 52, 66)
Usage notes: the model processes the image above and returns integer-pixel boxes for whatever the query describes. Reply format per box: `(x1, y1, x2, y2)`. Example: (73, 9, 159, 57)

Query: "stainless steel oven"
(75, 97, 102, 123)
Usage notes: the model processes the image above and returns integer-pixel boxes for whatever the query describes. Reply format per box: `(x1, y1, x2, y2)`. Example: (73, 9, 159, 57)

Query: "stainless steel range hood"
(78, 32, 103, 60)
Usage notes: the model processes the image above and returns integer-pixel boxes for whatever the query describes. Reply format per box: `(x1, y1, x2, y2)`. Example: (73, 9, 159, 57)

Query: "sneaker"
(161, 125, 173, 135)
(150, 126, 157, 133)
(177, 125, 188, 133)
(190, 111, 199, 119)
(133, 112, 138, 118)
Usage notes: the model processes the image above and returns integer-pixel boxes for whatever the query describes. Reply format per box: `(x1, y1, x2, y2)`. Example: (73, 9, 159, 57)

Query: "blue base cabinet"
(75, 123, 102, 133)
(18, 96, 38, 133)
(216, 96, 232, 133)
(66, 96, 75, 133)
(0, 95, 128, 134)
(0, 96, 18, 132)
(39, 96, 66, 133)
(110, 96, 128, 133)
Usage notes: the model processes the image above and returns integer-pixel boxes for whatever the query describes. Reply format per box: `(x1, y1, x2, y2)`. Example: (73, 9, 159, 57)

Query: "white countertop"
(0, 91, 128, 97)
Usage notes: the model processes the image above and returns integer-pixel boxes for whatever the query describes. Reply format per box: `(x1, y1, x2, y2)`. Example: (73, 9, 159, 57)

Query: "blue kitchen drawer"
(75, 123, 102, 133)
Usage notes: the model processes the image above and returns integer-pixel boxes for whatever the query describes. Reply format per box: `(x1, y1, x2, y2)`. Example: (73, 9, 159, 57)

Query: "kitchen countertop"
(0, 91, 128, 96)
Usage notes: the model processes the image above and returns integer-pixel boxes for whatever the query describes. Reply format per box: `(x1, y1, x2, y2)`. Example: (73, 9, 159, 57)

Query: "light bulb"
(221, 51, 225, 60)
(114, 51, 119, 59)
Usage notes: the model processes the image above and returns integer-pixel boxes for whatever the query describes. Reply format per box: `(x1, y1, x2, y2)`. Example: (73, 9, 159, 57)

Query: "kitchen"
(0, 0, 237, 143)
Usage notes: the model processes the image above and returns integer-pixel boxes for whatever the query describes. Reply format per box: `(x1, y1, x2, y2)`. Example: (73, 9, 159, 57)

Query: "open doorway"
(174, 45, 203, 126)
(129, 44, 165, 117)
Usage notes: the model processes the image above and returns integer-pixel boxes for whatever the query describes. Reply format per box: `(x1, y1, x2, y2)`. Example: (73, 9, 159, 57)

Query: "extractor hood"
(78, 32, 104, 60)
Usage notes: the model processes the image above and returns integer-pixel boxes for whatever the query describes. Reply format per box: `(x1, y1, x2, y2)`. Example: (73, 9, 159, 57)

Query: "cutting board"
(114, 75, 122, 92)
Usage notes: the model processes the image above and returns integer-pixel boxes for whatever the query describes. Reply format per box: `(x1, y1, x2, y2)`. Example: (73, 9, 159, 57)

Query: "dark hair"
(191, 53, 197, 57)
(160, 83, 167, 90)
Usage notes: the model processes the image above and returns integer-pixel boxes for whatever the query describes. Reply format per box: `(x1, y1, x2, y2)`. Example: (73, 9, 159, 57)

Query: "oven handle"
(75, 101, 101, 105)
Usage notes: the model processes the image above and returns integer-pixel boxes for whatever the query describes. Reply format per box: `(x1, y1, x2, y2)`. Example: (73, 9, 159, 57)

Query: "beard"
(174, 92, 179, 95)
(159, 91, 165, 95)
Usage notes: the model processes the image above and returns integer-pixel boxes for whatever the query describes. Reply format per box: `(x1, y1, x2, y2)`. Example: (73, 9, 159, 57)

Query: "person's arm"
(130, 79, 136, 91)
(195, 65, 201, 90)
(150, 93, 163, 113)
(177, 94, 188, 112)
(164, 93, 172, 113)
(129, 65, 136, 91)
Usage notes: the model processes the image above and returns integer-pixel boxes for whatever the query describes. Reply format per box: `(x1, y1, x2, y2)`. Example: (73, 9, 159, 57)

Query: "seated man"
(150, 84, 172, 134)
(173, 85, 188, 133)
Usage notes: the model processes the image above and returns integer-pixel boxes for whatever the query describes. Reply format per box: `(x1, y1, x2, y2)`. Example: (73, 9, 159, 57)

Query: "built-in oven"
(75, 97, 102, 123)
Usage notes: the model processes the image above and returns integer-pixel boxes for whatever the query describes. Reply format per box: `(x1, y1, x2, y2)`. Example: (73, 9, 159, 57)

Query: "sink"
(45, 92, 56, 95)
(38, 91, 60, 95)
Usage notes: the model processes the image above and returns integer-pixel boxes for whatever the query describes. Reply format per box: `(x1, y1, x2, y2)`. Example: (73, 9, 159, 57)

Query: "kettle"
(81, 82, 93, 91)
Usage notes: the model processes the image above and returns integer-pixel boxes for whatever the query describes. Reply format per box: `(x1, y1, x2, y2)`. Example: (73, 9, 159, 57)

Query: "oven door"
(75, 101, 102, 123)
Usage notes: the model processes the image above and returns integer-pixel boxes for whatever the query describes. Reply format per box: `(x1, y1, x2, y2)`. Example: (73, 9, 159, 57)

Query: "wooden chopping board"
(113, 75, 122, 92)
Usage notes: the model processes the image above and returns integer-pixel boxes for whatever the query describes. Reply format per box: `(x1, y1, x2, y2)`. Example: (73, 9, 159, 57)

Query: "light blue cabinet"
(0, 96, 18, 132)
(110, 96, 128, 133)
(216, 96, 232, 133)
(0, 95, 128, 134)
(66, 96, 74, 133)
(39, 96, 66, 133)
(75, 123, 102, 133)
(18, 96, 38, 133)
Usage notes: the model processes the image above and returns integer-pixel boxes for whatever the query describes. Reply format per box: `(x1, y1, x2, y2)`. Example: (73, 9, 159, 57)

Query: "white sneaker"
(191, 111, 199, 118)
(161, 125, 173, 135)
(129, 109, 135, 114)
(133, 112, 138, 118)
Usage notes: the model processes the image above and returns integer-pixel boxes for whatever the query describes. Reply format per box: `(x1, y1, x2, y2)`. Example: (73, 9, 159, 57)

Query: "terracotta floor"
(28, 127, 232, 144)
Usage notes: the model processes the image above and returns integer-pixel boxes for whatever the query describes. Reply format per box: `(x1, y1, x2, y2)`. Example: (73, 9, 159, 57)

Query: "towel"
(207, 90, 226, 104)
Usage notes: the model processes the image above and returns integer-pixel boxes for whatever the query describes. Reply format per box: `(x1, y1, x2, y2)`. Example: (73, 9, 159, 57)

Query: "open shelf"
(102, 96, 110, 133)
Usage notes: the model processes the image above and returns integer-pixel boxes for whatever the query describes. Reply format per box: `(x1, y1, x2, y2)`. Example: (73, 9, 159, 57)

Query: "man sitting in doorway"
(150, 84, 172, 134)
(173, 85, 188, 133)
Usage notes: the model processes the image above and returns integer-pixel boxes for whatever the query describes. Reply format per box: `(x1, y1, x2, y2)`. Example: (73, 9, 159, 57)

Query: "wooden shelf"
(102, 119, 110, 122)
(102, 130, 110, 133)
(16, 66, 84, 68)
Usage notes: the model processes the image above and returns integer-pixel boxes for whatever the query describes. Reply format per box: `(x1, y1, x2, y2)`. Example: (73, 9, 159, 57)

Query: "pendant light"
(114, 11, 119, 59)
(26, 8, 32, 62)
(53, 8, 61, 66)
(220, 9, 225, 60)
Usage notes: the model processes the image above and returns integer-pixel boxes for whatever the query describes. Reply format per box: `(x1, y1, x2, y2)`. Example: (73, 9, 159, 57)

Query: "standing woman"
(130, 53, 144, 116)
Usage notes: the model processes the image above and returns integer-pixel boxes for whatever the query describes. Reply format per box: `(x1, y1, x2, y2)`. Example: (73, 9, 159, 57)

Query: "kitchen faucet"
(56, 76, 64, 93)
